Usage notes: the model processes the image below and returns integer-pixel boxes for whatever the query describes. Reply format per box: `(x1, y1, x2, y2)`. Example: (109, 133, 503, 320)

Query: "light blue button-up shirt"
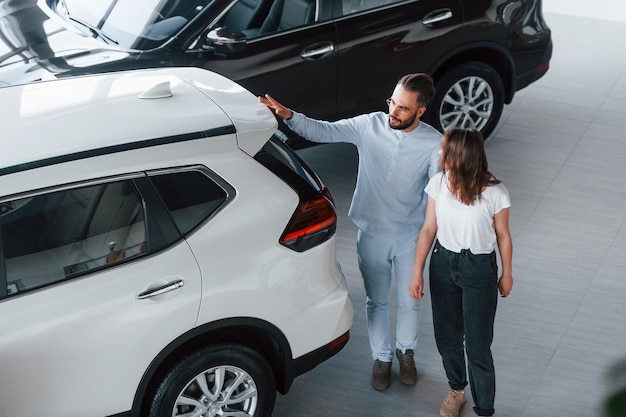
(286, 111, 441, 239)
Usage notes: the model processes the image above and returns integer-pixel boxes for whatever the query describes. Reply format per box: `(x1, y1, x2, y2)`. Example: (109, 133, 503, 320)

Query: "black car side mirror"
(206, 27, 247, 54)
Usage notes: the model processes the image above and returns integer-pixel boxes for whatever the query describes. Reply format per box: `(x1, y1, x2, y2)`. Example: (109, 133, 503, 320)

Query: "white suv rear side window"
(1, 180, 146, 298)
(149, 170, 228, 235)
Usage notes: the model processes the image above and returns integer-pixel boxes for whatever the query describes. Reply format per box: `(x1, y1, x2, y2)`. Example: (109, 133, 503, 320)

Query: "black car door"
(331, 0, 464, 118)
(188, 0, 339, 120)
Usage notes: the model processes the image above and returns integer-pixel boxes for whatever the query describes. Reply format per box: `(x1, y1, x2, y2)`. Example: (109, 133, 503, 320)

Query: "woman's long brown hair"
(440, 127, 501, 205)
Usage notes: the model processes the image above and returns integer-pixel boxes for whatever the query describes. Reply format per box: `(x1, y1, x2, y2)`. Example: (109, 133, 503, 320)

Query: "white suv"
(0, 68, 353, 417)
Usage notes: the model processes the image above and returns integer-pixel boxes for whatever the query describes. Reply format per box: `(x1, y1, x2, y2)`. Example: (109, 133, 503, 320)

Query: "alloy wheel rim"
(173, 365, 258, 417)
(439, 75, 494, 132)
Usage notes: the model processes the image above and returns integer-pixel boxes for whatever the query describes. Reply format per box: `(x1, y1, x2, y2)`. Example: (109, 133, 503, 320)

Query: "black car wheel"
(148, 344, 276, 417)
(427, 62, 505, 139)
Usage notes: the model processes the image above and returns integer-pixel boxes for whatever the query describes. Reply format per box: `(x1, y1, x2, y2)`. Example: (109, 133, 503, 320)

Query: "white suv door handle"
(137, 279, 184, 299)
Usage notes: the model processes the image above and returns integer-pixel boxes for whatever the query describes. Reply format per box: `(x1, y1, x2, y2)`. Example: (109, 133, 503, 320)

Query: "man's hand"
(258, 94, 293, 120)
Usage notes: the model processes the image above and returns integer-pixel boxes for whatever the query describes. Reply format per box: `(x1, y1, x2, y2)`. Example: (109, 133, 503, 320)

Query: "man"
(259, 73, 441, 391)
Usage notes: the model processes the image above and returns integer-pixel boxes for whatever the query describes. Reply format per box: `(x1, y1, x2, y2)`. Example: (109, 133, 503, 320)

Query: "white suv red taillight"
(280, 188, 337, 252)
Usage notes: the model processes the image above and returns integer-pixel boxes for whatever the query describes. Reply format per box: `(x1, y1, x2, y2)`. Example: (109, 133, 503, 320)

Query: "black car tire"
(426, 62, 505, 139)
(147, 344, 276, 417)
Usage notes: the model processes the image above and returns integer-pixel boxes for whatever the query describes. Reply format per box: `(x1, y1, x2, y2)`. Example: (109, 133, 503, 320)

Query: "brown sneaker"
(395, 349, 417, 385)
(371, 360, 391, 391)
(440, 389, 466, 417)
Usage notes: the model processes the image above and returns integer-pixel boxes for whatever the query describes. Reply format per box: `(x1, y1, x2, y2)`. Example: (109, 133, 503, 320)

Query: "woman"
(409, 127, 513, 417)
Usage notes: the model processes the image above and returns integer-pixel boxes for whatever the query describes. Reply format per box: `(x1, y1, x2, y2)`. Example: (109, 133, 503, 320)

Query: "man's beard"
(389, 111, 417, 130)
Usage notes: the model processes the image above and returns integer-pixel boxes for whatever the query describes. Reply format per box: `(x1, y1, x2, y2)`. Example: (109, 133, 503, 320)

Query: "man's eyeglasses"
(386, 98, 415, 115)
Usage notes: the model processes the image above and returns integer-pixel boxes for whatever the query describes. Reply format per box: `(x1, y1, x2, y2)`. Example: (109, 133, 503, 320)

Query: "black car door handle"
(423, 9, 454, 26)
(301, 43, 336, 60)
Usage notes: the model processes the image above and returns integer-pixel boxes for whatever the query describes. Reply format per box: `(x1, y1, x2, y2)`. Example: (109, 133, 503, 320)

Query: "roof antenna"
(139, 81, 172, 99)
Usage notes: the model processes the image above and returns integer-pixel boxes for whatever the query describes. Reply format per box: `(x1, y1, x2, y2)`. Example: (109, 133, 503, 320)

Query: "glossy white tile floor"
(273, 11, 626, 417)
(543, 0, 626, 23)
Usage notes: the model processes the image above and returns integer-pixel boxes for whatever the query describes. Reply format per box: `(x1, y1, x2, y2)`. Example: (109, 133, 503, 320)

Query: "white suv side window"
(149, 170, 229, 235)
(1, 180, 146, 298)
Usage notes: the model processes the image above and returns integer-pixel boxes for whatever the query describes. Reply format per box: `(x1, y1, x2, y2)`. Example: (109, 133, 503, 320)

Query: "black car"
(0, 0, 552, 140)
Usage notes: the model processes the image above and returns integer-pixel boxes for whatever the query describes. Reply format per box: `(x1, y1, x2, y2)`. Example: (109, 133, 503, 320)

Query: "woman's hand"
(409, 272, 424, 299)
(498, 273, 513, 297)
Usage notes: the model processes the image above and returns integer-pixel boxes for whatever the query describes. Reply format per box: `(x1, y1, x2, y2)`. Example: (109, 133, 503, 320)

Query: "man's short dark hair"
(398, 73, 435, 107)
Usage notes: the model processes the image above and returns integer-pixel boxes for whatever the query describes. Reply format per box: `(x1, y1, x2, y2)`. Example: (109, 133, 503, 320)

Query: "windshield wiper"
(68, 16, 119, 45)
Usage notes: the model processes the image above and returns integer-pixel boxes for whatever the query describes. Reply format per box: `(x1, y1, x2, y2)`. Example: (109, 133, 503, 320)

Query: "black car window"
(149, 170, 229, 236)
(213, 0, 318, 40)
(256, 0, 317, 36)
(0, 180, 146, 299)
(341, 0, 402, 16)
(219, 0, 275, 33)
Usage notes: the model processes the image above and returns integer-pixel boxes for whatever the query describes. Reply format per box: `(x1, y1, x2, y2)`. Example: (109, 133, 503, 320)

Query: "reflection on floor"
(275, 12, 626, 417)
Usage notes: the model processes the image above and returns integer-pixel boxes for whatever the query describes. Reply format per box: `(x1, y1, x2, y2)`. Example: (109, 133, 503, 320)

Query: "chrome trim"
(301, 43, 335, 59)
(137, 279, 185, 299)
(423, 10, 453, 25)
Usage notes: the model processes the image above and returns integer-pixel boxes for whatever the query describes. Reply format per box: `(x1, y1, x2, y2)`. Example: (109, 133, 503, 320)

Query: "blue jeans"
(430, 240, 498, 417)
(357, 230, 421, 362)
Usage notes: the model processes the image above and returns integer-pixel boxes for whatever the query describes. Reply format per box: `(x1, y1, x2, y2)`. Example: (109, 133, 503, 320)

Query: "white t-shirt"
(426, 172, 511, 254)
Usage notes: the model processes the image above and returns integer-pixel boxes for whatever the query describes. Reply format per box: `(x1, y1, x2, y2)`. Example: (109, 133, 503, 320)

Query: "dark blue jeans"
(429, 240, 498, 416)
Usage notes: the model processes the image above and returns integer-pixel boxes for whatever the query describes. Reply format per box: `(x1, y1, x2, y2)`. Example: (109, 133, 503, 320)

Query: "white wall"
(543, 0, 626, 23)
